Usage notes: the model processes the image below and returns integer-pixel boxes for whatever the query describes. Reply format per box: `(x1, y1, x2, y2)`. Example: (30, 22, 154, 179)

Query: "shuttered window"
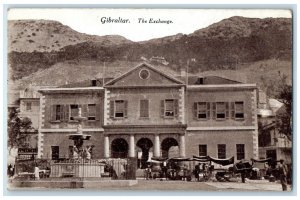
(88, 104, 96, 120)
(140, 100, 149, 118)
(162, 99, 178, 118)
(218, 144, 226, 159)
(70, 104, 79, 120)
(197, 102, 207, 119)
(235, 102, 244, 119)
(112, 100, 128, 118)
(216, 102, 226, 119)
(55, 105, 62, 121)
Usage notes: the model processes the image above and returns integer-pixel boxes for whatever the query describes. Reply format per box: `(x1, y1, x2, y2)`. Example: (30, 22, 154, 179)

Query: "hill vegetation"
(8, 16, 292, 98)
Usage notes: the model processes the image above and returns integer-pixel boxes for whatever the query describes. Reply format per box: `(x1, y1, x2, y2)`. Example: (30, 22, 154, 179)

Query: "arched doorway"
(111, 138, 128, 158)
(136, 138, 153, 169)
(161, 137, 179, 158)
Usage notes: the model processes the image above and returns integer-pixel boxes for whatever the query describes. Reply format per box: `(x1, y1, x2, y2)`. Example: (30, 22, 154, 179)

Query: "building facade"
(37, 63, 258, 168)
(257, 92, 292, 164)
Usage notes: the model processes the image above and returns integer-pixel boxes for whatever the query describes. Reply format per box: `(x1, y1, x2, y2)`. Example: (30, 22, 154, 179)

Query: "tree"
(275, 73, 292, 141)
(8, 107, 33, 150)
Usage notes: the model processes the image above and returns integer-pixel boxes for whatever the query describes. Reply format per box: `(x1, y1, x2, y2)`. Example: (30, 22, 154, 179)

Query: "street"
(8, 179, 290, 192)
(92, 179, 287, 191)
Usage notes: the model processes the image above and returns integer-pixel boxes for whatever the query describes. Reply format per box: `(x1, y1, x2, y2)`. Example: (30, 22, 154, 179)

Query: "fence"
(15, 156, 136, 180)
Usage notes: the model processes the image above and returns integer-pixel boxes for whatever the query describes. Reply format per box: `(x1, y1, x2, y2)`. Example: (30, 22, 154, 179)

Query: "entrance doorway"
(161, 138, 179, 158)
(111, 138, 128, 158)
(136, 138, 153, 169)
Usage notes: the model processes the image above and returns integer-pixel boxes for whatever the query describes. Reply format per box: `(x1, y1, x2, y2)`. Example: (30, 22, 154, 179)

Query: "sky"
(7, 8, 292, 41)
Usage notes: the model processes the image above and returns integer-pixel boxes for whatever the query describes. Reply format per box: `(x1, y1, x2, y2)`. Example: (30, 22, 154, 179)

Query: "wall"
(185, 130, 254, 161)
(42, 92, 104, 129)
(19, 99, 40, 129)
(106, 87, 183, 125)
(186, 89, 256, 127)
(42, 132, 104, 159)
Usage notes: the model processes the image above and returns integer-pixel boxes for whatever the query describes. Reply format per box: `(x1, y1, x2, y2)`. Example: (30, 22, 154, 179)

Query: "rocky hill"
(8, 20, 132, 52)
(8, 16, 292, 96)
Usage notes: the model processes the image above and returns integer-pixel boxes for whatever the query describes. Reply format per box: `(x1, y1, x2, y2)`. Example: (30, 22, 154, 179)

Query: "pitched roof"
(105, 62, 184, 86)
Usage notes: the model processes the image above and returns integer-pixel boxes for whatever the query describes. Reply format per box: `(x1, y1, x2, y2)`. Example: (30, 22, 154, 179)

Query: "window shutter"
(60, 105, 64, 121)
(124, 100, 128, 118)
(212, 102, 216, 119)
(145, 100, 149, 118)
(82, 104, 88, 117)
(206, 102, 210, 119)
(160, 100, 165, 117)
(193, 102, 198, 119)
(230, 102, 235, 119)
(51, 105, 56, 121)
(174, 99, 179, 117)
(140, 100, 149, 118)
(225, 102, 229, 119)
(64, 105, 69, 121)
(95, 104, 101, 120)
(110, 101, 114, 118)
(48, 105, 52, 122)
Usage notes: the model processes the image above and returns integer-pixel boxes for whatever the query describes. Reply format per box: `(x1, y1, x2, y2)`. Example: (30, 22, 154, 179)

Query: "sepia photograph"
(5, 7, 293, 193)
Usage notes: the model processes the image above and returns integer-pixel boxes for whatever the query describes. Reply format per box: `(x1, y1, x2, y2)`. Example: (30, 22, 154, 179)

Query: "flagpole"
(103, 60, 105, 86)
(185, 59, 189, 125)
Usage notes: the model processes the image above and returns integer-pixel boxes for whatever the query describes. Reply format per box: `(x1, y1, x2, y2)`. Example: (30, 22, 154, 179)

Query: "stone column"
(154, 134, 160, 157)
(104, 135, 110, 158)
(129, 134, 135, 158)
(179, 135, 186, 157)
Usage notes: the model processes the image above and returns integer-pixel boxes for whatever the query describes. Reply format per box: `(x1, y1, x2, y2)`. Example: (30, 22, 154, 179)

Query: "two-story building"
(37, 62, 258, 168)
(38, 86, 104, 159)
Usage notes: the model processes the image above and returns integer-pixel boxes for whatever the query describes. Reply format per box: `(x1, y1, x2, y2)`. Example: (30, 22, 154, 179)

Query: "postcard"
(6, 8, 293, 193)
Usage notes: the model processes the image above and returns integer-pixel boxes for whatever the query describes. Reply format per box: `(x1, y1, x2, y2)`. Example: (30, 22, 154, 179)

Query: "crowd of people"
(142, 159, 291, 191)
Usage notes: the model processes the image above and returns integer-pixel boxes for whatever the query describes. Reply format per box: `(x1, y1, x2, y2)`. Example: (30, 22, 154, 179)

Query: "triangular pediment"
(105, 63, 184, 87)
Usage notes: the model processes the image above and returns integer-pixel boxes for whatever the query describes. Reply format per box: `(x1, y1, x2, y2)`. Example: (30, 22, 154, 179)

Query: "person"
(7, 164, 13, 177)
(194, 163, 200, 181)
(238, 161, 246, 183)
(145, 164, 151, 180)
(73, 146, 79, 160)
(34, 164, 40, 180)
(278, 159, 288, 191)
(162, 161, 167, 179)
(183, 164, 188, 181)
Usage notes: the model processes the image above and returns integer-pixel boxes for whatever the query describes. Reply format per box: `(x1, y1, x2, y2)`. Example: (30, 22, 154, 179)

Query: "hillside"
(8, 20, 132, 52)
(8, 16, 292, 98)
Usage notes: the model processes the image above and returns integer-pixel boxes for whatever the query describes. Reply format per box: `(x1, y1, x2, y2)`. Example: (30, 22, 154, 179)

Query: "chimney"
(91, 79, 97, 86)
(180, 67, 186, 77)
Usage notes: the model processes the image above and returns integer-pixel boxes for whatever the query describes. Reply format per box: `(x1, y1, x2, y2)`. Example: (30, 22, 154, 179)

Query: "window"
(140, 100, 149, 118)
(70, 105, 79, 120)
(199, 145, 207, 156)
(197, 102, 208, 119)
(161, 99, 178, 117)
(110, 100, 128, 118)
(88, 104, 96, 120)
(55, 105, 62, 121)
(51, 146, 59, 160)
(139, 69, 150, 79)
(235, 102, 244, 119)
(218, 144, 226, 159)
(236, 144, 245, 160)
(115, 100, 125, 118)
(69, 146, 74, 159)
(26, 102, 32, 111)
(165, 99, 175, 117)
(216, 102, 226, 119)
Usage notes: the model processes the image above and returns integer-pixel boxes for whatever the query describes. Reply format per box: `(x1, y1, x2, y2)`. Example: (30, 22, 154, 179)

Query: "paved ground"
(8, 178, 292, 192)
